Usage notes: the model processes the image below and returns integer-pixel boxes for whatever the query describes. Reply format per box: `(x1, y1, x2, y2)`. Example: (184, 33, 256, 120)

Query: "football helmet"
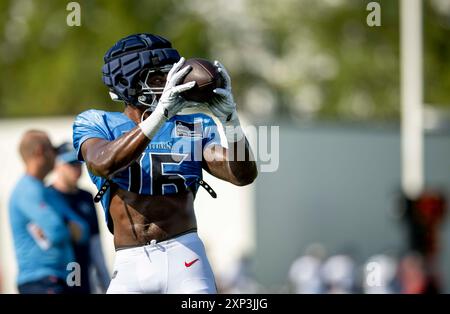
(102, 33, 180, 110)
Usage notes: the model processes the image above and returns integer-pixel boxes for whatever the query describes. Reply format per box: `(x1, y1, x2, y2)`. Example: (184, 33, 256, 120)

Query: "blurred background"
(1, 0, 450, 293)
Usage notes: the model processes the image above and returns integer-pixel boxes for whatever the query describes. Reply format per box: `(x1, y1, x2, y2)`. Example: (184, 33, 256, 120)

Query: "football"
(180, 58, 224, 103)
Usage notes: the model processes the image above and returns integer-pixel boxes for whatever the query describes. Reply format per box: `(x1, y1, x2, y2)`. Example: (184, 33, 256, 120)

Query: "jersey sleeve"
(73, 109, 112, 161)
(202, 114, 223, 149)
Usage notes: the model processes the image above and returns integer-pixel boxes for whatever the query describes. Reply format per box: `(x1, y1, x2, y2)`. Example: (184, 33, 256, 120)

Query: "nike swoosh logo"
(185, 258, 199, 267)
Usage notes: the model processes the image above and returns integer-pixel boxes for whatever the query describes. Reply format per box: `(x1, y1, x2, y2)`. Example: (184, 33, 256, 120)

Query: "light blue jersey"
(72, 109, 221, 231)
(9, 175, 89, 285)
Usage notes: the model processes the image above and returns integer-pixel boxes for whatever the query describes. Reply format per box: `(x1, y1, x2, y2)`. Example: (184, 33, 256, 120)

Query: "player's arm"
(202, 61, 258, 186)
(203, 134, 257, 186)
(81, 129, 149, 178)
(81, 58, 195, 179)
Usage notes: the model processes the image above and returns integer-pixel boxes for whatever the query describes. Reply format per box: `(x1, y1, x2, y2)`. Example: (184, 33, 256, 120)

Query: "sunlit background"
(1, 0, 450, 293)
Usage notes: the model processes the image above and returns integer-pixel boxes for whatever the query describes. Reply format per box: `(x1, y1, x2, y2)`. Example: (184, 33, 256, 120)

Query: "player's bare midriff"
(109, 187, 197, 249)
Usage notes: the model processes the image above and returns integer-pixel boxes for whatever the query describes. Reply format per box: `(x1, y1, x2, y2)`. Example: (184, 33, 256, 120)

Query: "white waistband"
(115, 231, 200, 256)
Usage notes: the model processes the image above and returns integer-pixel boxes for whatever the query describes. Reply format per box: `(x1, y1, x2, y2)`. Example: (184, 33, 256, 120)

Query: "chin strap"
(137, 92, 159, 113)
(140, 106, 154, 123)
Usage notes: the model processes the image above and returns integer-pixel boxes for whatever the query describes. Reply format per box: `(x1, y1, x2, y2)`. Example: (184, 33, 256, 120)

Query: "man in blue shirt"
(50, 142, 110, 293)
(9, 130, 89, 294)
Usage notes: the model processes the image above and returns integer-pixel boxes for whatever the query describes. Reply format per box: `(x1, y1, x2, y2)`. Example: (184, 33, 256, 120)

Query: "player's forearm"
(204, 137, 257, 186)
(227, 137, 258, 186)
(84, 127, 150, 178)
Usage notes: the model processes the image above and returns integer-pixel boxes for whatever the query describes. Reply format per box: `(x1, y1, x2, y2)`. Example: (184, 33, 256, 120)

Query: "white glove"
(209, 60, 243, 142)
(139, 57, 194, 139)
(154, 57, 195, 118)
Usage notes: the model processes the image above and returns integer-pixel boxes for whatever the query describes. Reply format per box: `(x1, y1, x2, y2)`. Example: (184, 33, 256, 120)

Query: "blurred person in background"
(399, 191, 447, 293)
(49, 142, 110, 294)
(321, 253, 357, 294)
(288, 243, 326, 294)
(363, 254, 399, 294)
(9, 130, 89, 294)
(398, 251, 429, 294)
(217, 255, 261, 294)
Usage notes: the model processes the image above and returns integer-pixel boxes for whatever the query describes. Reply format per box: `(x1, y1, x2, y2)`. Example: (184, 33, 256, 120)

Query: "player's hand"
(139, 58, 194, 139)
(155, 57, 195, 118)
(208, 60, 238, 123)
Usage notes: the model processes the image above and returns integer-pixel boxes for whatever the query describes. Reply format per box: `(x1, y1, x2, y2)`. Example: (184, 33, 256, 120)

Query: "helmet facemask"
(136, 64, 173, 111)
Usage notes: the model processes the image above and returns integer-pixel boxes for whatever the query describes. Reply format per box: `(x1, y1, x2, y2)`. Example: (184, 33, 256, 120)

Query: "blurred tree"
(0, 0, 449, 122)
(0, 0, 209, 118)
(424, 0, 450, 109)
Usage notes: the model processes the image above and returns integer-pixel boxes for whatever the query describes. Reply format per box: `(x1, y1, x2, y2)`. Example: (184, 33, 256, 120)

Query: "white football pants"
(106, 232, 217, 294)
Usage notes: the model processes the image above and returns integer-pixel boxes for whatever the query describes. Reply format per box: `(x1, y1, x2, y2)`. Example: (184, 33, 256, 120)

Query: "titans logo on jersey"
(72, 109, 222, 221)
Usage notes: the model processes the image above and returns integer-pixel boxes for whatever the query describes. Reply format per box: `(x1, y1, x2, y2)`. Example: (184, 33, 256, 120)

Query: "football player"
(72, 33, 257, 293)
